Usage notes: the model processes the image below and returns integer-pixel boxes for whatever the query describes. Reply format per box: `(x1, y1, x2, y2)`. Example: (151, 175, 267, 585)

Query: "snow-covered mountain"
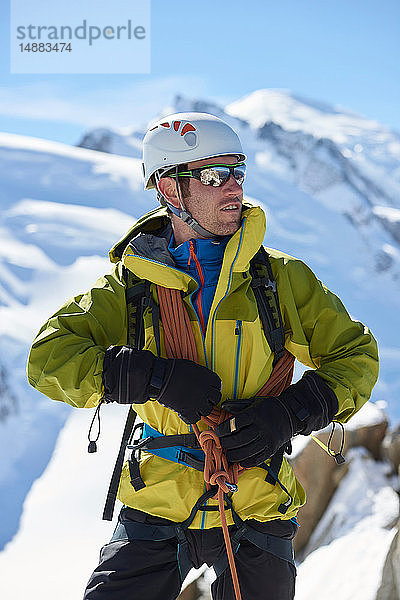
(0, 89, 399, 598)
(77, 126, 144, 158)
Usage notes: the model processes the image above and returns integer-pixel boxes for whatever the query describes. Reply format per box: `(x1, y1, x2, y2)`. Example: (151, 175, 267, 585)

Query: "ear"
(158, 177, 180, 208)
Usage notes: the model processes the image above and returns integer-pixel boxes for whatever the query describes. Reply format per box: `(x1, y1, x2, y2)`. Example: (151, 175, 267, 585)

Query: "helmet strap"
(155, 166, 219, 239)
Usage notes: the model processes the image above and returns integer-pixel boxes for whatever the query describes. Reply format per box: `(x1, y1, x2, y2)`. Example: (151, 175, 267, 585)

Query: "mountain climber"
(27, 112, 378, 600)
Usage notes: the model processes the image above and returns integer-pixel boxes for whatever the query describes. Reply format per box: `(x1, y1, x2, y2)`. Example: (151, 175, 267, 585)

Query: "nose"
(224, 174, 243, 195)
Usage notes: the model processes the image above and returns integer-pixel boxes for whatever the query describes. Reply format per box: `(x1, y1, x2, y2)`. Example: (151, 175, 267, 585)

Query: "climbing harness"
(109, 489, 295, 586)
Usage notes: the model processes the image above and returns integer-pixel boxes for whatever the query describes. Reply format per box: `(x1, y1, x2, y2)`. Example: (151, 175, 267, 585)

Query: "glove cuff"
(281, 371, 339, 435)
(102, 346, 157, 404)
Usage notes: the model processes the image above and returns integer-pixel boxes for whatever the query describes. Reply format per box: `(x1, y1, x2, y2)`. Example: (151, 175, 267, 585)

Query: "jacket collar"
(116, 202, 266, 290)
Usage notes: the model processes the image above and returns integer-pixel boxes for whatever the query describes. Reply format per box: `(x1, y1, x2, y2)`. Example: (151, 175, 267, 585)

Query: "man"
(27, 112, 378, 600)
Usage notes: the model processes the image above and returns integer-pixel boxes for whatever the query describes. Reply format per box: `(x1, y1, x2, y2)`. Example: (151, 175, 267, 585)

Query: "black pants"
(83, 508, 297, 600)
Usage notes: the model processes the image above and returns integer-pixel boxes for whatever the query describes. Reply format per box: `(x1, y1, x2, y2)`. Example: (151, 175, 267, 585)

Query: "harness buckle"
(265, 279, 277, 293)
(181, 211, 195, 227)
(127, 436, 153, 451)
(140, 295, 152, 308)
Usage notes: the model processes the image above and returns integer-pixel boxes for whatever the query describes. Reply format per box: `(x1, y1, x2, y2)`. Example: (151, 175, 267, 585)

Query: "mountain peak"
(225, 88, 395, 142)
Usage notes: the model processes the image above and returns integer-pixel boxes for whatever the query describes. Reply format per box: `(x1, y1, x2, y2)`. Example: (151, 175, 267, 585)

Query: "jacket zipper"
(210, 217, 246, 370)
(233, 320, 242, 399)
(188, 241, 209, 529)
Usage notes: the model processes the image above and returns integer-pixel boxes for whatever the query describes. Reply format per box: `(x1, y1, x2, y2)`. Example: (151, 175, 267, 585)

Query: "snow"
(295, 527, 396, 600)
(290, 436, 312, 459)
(226, 89, 392, 144)
(0, 131, 150, 215)
(5, 199, 135, 269)
(344, 400, 388, 431)
(0, 134, 148, 549)
(0, 405, 128, 600)
(0, 131, 140, 170)
(295, 448, 399, 600)
(303, 448, 398, 552)
(226, 88, 400, 205)
(373, 206, 400, 223)
(77, 126, 144, 159)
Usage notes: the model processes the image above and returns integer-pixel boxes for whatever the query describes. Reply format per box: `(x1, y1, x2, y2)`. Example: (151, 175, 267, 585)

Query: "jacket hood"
(109, 205, 170, 264)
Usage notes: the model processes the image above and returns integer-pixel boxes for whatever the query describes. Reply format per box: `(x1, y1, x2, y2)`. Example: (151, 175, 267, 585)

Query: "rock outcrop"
(346, 419, 388, 460)
(383, 425, 400, 477)
(289, 428, 349, 553)
(0, 363, 18, 422)
(290, 405, 389, 553)
(375, 519, 400, 600)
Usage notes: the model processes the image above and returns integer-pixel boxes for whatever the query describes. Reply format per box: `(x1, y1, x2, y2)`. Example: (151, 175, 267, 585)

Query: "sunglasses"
(170, 162, 246, 187)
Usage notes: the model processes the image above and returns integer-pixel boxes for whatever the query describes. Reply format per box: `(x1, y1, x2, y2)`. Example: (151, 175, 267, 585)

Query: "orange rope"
(156, 285, 294, 600)
(157, 286, 197, 361)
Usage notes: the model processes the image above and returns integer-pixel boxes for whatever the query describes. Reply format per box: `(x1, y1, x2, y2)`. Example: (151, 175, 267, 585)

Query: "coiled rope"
(157, 285, 294, 600)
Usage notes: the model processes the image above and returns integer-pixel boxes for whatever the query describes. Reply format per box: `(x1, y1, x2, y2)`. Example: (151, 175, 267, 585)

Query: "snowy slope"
(295, 448, 399, 600)
(0, 133, 158, 547)
(226, 89, 400, 202)
(0, 405, 128, 600)
(0, 90, 400, 597)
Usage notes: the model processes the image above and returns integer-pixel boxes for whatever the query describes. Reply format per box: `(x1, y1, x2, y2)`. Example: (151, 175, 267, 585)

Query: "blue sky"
(0, 0, 399, 145)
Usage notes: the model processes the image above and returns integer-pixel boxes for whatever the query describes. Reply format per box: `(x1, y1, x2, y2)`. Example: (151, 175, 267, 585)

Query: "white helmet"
(142, 112, 246, 190)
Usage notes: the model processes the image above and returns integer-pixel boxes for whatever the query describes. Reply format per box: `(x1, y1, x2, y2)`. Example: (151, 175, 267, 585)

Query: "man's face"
(181, 155, 244, 237)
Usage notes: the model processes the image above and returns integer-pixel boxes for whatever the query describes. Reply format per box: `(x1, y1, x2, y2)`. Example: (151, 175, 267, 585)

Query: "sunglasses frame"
(170, 162, 246, 187)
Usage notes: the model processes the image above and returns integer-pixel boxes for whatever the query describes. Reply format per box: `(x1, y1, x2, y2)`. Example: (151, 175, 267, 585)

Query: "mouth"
(220, 201, 242, 212)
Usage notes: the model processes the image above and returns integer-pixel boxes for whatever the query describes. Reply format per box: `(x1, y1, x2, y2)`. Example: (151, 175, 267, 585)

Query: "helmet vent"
(184, 132, 197, 147)
(181, 123, 196, 136)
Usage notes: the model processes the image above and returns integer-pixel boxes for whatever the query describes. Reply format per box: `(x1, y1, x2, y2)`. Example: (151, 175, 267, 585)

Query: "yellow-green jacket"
(27, 204, 379, 528)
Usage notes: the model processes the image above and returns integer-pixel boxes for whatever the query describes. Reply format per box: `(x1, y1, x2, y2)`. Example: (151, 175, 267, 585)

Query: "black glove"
(215, 371, 338, 467)
(102, 346, 222, 424)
